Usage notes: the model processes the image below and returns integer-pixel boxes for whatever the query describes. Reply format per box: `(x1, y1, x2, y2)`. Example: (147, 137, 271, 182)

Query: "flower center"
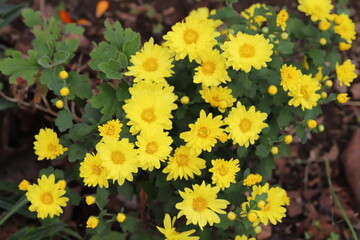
(146, 142, 158, 154)
(192, 196, 208, 211)
(201, 61, 216, 75)
(47, 143, 57, 152)
(92, 164, 102, 175)
(314, 5, 322, 12)
(197, 127, 209, 138)
(183, 29, 199, 44)
(142, 57, 158, 72)
(218, 164, 228, 176)
(239, 43, 255, 58)
(111, 151, 125, 164)
(300, 86, 309, 99)
(263, 203, 271, 211)
(239, 118, 252, 132)
(141, 108, 156, 123)
(41, 192, 53, 205)
(105, 125, 115, 135)
(176, 154, 189, 166)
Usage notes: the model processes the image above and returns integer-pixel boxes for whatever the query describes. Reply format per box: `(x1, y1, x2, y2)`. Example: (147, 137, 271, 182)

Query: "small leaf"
(308, 49, 325, 66)
(22, 8, 41, 27)
(277, 109, 293, 128)
(117, 52, 128, 68)
(64, 23, 84, 35)
(120, 215, 137, 233)
(95, 186, 109, 209)
(98, 59, 122, 79)
(91, 83, 119, 120)
(116, 81, 131, 101)
(53, 50, 70, 65)
(255, 144, 270, 158)
(68, 143, 88, 162)
(55, 110, 73, 132)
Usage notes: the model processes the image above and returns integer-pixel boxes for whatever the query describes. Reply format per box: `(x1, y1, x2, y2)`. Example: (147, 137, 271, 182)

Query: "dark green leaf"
(117, 182, 134, 200)
(120, 215, 137, 232)
(116, 81, 131, 101)
(91, 231, 126, 240)
(95, 186, 109, 209)
(66, 187, 81, 206)
(308, 49, 325, 66)
(89, 42, 118, 71)
(255, 144, 270, 158)
(91, 83, 119, 120)
(67, 72, 92, 99)
(277, 109, 293, 128)
(68, 143, 88, 162)
(55, 110, 73, 132)
(98, 59, 123, 79)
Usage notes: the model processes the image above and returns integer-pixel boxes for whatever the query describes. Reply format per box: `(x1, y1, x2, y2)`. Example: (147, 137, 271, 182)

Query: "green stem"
(0, 195, 29, 227)
(324, 159, 358, 240)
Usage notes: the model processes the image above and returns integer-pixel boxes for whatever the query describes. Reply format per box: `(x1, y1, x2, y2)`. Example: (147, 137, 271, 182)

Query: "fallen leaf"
(59, 10, 74, 24)
(96, 0, 109, 18)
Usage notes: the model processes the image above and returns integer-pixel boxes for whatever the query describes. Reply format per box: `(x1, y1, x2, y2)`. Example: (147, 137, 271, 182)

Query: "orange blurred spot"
(96, 0, 109, 18)
(59, 10, 74, 24)
(76, 18, 91, 26)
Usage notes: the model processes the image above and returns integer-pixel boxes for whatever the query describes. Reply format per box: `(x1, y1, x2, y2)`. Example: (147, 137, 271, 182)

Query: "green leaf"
(55, 110, 73, 132)
(295, 125, 307, 143)
(67, 123, 94, 141)
(255, 144, 270, 158)
(64, 23, 84, 35)
(254, 157, 275, 182)
(104, 20, 125, 50)
(215, 213, 233, 230)
(91, 83, 119, 121)
(53, 50, 70, 65)
(0, 98, 16, 110)
(308, 49, 325, 66)
(117, 52, 128, 68)
(122, 33, 140, 57)
(117, 182, 134, 200)
(116, 81, 131, 101)
(39, 167, 65, 179)
(67, 72, 92, 99)
(95, 186, 109, 209)
(98, 59, 123, 79)
(120, 215, 137, 232)
(277, 40, 294, 54)
(66, 187, 81, 206)
(21, 8, 41, 27)
(277, 109, 293, 128)
(236, 146, 248, 158)
(68, 144, 88, 162)
(91, 231, 126, 240)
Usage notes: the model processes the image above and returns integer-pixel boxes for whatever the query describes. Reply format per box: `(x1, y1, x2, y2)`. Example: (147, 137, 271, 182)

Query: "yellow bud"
(57, 180, 67, 190)
(254, 225, 262, 234)
(59, 70, 69, 80)
(318, 124, 325, 132)
(55, 100, 64, 109)
(321, 92, 328, 99)
(270, 146, 279, 155)
(284, 135, 293, 144)
(116, 213, 127, 223)
(18, 179, 30, 191)
(247, 212, 258, 223)
(180, 96, 189, 104)
(86, 195, 96, 205)
(267, 85, 278, 95)
(319, 38, 326, 45)
(325, 80, 333, 88)
(339, 42, 351, 51)
(227, 211, 236, 221)
(86, 216, 99, 229)
(307, 119, 317, 129)
(257, 200, 266, 209)
(60, 87, 70, 97)
(318, 20, 331, 31)
(280, 32, 288, 40)
(262, 27, 269, 33)
(337, 93, 350, 104)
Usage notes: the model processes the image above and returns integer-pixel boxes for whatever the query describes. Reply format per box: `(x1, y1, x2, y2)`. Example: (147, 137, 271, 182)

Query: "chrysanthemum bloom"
(235, 235, 256, 240)
(180, 110, 225, 154)
(209, 158, 240, 190)
(157, 214, 200, 240)
(176, 181, 229, 230)
(276, 9, 289, 31)
(18, 179, 30, 191)
(85, 195, 96, 205)
(336, 59, 357, 87)
(163, 15, 220, 62)
(339, 42, 351, 51)
(243, 174, 263, 186)
(225, 102, 268, 148)
(189, 7, 222, 30)
(241, 4, 270, 29)
(288, 75, 321, 110)
(199, 85, 236, 112)
(86, 216, 99, 229)
(337, 93, 350, 104)
(79, 153, 109, 188)
(125, 38, 174, 84)
(318, 20, 331, 31)
(123, 81, 178, 134)
(297, 0, 333, 22)
(96, 138, 138, 185)
(34, 128, 68, 160)
(163, 145, 206, 181)
(98, 119, 122, 140)
(280, 64, 302, 91)
(247, 183, 289, 225)
(193, 49, 231, 86)
(26, 174, 69, 219)
(221, 32, 273, 73)
(136, 127, 173, 171)
(334, 14, 356, 43)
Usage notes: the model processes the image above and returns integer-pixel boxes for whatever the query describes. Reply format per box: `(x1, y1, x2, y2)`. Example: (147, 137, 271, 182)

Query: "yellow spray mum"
(334, 14, 356, 43)
(298, 0, 333, 22)
(157, 214, 199, 240)
(336, 59, 357, 87)
(199, 85, 236, 112)
(98, 119, 122, 140)
(221, 32, 273, 73)
(225, 102, 268, 148)
(209, 158, 240, 190)
(189, 7, 222, 30)
(241, 4, 270, 29)
(86, 216, 99, 229)
(180, 110, 225, 154)
(176, 181, 229, 230)
(243, 174, 263, 186)
(125, 38, 174, 84)
(26, 174, 69, 219)
(276, 9, 289, 31)
(33, 128, 68, 160)
(79, 153, 109, 188)
(163, 145, 206, 181)
(337, 93, 350, 104)
(280, 64, 302, 91)
(288, 74, 321, 110)
(193, 49, 231, 86)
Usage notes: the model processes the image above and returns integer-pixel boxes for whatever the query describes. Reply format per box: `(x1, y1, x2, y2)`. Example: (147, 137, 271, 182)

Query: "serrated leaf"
(66, 187, 81, 206)
(38, 55, 52, 68)
(91, 231, 125, 240)
(22, 8, 41, 27)
(117, 182, 134, 200)
(295, 125, 307, 143)
(104, 20, 125, 50)
(91, 83, 119, 120)
(254, 157, 275, 181)
(122, 34, 140, 57)
(68, 144, 88, 162)
(39, 167, 65, 179)
(67, 72, 92, 99)
(64, 23, 84, 35)
(116, 81, 130, 101)
(67, 123, 94, 141)
(55, 110, 73, 132)
(308, 48, 325, 66)
(95, 186, 109, 209)
(256, 144, 270, 158)
(277, 41, 294, 54)
(53, 50, 70, 65)
(117, 52, 128, 68)
(98, 59, 123, 79)
(120, 215, 137, 233)
(88, 42, 118, 71)
(277, 109, 293, 128)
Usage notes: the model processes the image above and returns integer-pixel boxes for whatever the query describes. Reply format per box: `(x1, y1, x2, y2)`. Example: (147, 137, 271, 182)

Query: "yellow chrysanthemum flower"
(298, 0, 333, 22)
(276, 9, 289, 31)
(288, 74, 321, 110)
(123, 81, 178, 134)
(189, 7, 222, 30)
(241, 4, 270, 29)
(199, 85, 236, 112)
(318, 20, 331, 31)
(163, 145, 206, 181)
(280, 64, 303, 91)
(116, 213, 127, 223)
(79, 153, 109, 188)
(334, 14, 356, 43)
(98, 119, 122, 140)
(96, 138, 138, 185)
(176, 181, 229, 230)
(209, 158, 240, 190)
(336, 59, 357, 87)
(243, 174, 263, 186)
(163, 15, 220, 62)
(221, 32, 273, 73)
(235, 235, 256, 240)
(33, 128, 68, 160)
(157, 214, 200, 240)
(225, 102, 268, 148)
(86, 216, 99, 229)
(26, 174, 69, 219)
(180, 110, 225, 154)
(193, 49, 231, 86)
(337, 93, 350, 104)
(125, 38, 174, 84)
(18, 179, 30, 191)
(136, 127, 173, 171)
